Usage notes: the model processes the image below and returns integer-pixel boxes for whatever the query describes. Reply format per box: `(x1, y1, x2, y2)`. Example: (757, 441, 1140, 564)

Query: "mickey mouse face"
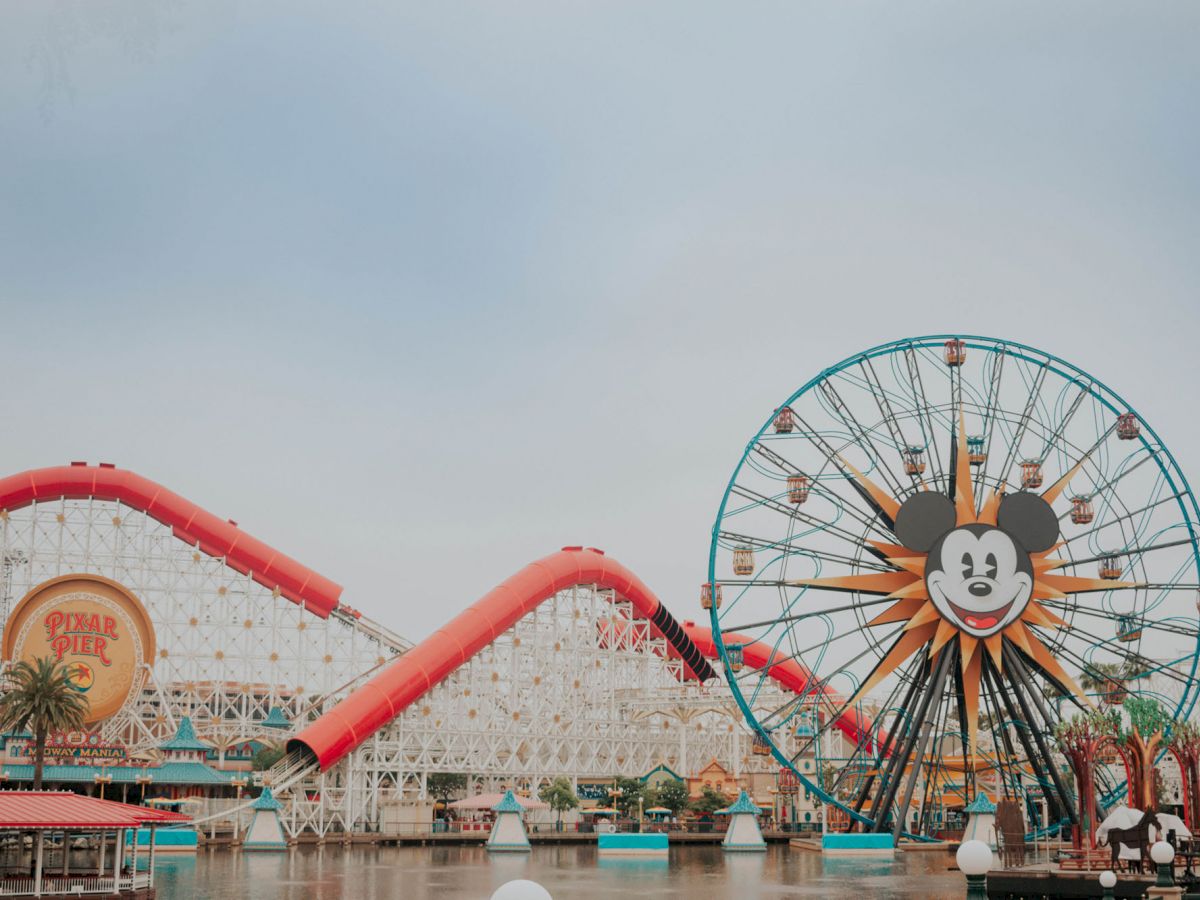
(894, 490, 1059, 639)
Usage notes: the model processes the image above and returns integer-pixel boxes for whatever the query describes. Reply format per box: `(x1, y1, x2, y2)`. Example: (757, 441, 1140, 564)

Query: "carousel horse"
(1100, 810, 1161, 873)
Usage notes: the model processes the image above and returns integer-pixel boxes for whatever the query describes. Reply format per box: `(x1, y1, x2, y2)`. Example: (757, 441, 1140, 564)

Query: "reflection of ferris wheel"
(706, 335, 1200, 838)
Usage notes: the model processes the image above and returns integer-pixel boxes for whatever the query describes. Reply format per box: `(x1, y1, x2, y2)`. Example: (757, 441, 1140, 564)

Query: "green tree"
(648, 779, 689, 817)
(427, 773, 468, 812)
(611, 776, 645, 818)
(689, 785, 729, 816)
(538, 776, 579, 827)
(0, 657, 88, 790)
(252, 745, 286, 771)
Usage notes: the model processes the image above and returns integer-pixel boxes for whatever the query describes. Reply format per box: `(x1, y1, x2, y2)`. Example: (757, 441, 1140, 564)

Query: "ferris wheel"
(705, 335, 1200, 838)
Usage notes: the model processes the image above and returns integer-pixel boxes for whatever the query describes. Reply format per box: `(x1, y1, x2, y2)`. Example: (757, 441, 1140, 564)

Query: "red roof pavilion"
(0, 791, 189, 830)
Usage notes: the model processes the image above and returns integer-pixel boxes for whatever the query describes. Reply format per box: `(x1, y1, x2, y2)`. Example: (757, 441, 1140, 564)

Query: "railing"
(0, 873, 151, 896)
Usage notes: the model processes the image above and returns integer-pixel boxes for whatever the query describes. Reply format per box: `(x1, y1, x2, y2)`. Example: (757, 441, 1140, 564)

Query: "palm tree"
(1079, 661, 1127, 706)
(0, 657, 88, 790)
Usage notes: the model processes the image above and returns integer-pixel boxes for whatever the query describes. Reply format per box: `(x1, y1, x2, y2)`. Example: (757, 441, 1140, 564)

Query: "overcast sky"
(1, 1, 1197, 642)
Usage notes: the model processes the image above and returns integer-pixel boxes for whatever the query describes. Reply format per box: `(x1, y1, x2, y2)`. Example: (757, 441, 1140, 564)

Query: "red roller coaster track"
(290, 546, 716, 769)
(0, 464, 342, 618)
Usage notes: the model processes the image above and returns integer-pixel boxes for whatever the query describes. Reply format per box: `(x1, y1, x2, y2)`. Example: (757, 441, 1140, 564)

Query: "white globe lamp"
(956, 840, 992, 898)
(491, 880, 553, 900)
(1099, 869, 1117, 899)
(1151, 840, 1175, 888)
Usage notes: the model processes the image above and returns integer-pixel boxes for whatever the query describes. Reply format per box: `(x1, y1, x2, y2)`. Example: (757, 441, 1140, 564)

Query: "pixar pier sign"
(3, 574, 155, 726)
(44, 609, 122, 667)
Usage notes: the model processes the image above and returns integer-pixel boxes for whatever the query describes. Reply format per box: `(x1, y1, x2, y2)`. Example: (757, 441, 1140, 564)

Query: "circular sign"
(2, 575, 155, 725)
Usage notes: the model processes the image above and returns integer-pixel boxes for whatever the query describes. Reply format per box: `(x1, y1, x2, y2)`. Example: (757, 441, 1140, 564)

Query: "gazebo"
(0, 791, 188, 897)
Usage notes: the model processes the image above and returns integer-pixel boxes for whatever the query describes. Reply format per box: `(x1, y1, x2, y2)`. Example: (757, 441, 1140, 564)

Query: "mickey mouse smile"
(924, 525, 1034, 638)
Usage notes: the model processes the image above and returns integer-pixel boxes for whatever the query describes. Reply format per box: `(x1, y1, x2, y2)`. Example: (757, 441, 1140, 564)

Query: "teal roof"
(492, 790, 525, 813)
(720, 790, 761, 815)
(261, 707, 291, 729)
(251, 786, 283, 811)
(964, 794, 997, 815)
(2, 761, 235, 786)
(159, 717, 211, 752)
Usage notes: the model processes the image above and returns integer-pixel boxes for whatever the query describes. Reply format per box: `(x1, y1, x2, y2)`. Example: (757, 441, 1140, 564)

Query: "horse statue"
(1100, 810, 1161, 873)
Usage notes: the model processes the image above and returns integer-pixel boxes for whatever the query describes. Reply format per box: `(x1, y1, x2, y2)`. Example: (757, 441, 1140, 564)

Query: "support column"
(111, 827, 123, 895)
(149, 827, 157, 883)
(97, 830, 106, 876)
(130, 827, 139, 888)
(33, 830, 44, 899)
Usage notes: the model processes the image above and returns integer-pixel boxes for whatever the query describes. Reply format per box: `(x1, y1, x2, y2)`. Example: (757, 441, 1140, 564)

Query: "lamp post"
(956, 839, 992, 900)
(1099, 870, 1117, 900)
(1151, 840, 1176, 888)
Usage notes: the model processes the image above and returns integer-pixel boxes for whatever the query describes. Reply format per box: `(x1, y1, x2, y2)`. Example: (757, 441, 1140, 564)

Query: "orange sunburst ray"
(1023, 601, 1068, 629)
(929, 619, 959, 657)
(849, 622, 939, 705)
(885, 582, 930, 601)
(959, 634, 980, 669)
(867, 596, 929, 627)
(1021, 622, 1091, 707)
(1005, 620, 1035, 656)
(984, 634, 1004, 673)
(867, 541, 913, 558)
(837, 455, 901, 522)
(962, 648, 983, 761)
(904, 603, 943, 632)
(1041, 458, 1087, 504)
(888, 556, 928, 577)
(978, 488, 1003, 526)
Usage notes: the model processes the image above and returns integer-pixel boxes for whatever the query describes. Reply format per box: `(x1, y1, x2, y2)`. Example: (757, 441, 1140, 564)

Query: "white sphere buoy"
(491, 879, 553, 900)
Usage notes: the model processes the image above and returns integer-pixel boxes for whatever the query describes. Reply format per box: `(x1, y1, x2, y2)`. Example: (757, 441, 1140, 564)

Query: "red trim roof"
(0, 464, 342, 618)
(0, 792, 190, 829)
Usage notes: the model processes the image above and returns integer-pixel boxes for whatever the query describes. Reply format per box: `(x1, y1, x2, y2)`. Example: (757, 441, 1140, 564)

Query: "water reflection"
(154, 844, 966, 899)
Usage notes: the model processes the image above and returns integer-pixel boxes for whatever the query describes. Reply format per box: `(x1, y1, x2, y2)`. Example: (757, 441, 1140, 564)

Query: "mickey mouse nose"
(968, 581, 992, 598)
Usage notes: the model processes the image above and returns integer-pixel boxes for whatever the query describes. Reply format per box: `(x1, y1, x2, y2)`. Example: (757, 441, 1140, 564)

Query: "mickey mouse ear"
(997, 492, 1059, 552)
(894, 492, 956, 552)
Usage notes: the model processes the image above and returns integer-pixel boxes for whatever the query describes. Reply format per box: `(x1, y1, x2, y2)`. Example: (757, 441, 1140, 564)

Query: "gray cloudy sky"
(1, 1, 1197, 640)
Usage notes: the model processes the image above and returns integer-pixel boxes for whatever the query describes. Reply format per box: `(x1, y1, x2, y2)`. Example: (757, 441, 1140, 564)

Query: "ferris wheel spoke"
(859, 356, 915, 467)
(983, 654, 1075, 824)
(970, 345, 1007, 509)
(792, 412, 903, 532)
(727, 483, 894, 549)
(717, 530, 896, 573)
(718, 595, 901, 635)
(1038, 599, 1198, 641)
(848, 657, 927, 816)
(902, 344, 948, 492)
(1059, 492, 1187, 548)
(1062, 536, 1196, 570)
(994, 360, 1050, 485)
(817, 378, 908, 498)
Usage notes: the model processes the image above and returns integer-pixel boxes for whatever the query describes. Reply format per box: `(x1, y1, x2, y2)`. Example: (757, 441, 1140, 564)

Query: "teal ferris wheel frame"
(706, 334, 1200, 838)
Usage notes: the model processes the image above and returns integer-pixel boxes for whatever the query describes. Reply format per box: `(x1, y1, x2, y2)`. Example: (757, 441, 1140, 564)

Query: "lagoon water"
(154, 844, 965, 899)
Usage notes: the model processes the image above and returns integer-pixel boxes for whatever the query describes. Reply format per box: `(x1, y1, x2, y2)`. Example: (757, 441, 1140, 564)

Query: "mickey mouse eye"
(961, 552, 973, 580)
(985, 552, 998, 579)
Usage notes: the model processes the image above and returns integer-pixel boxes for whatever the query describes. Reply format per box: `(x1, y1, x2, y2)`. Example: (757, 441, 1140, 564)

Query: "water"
(152, 845, 966, 899)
